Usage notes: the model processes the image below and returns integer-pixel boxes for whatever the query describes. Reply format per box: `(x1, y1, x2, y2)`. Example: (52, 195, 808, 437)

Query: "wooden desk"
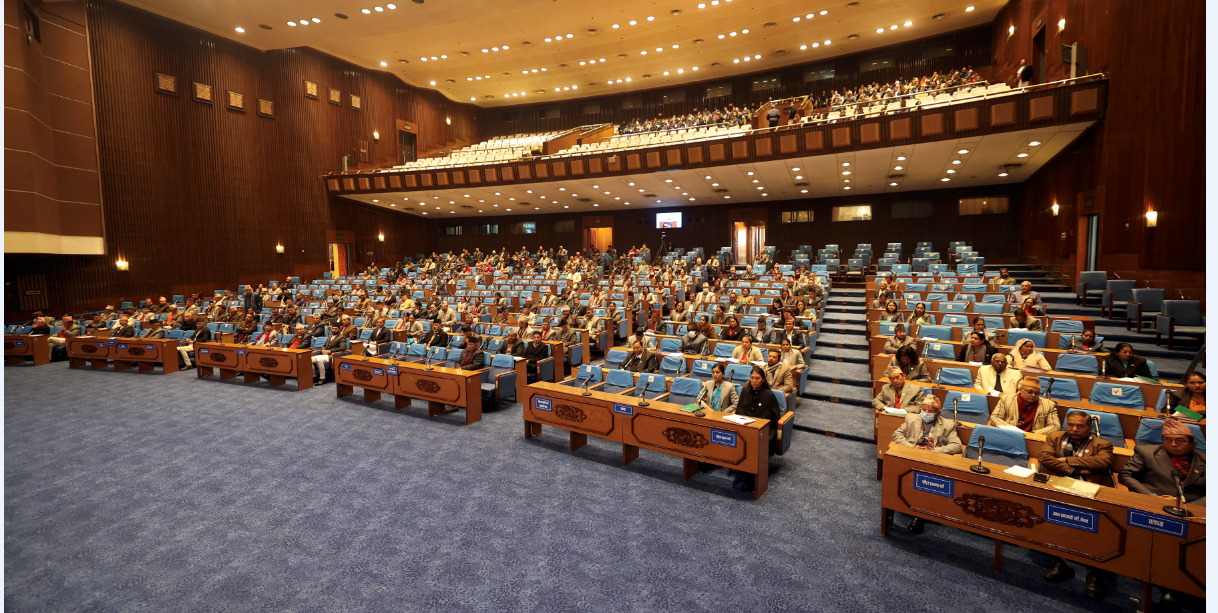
(873, 379, 1170, 425)
(244, 345, 314, 390)
(334, 355, 485, 425)
(5, 334, 51, 366)
(523, 382, 773, 499)
(881, 445, 1206, 605)
(110, 338, 180, 373)
(67, 336, 113, 369)
(870, 335, 1127, 373)
(195, 342, 246, 381)
(543, 340, 566, 382)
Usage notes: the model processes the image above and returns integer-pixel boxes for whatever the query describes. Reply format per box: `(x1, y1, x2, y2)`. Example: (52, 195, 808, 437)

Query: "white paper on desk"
(921, 336, 939, 341)
(722, 414, 756, 425)
(996, 424, 1024, 432)
(988, 390, 1000, 397)
(1117, 377, 1140, 383)
(969, 361, 984, 367)
(663, 352, 684, 357)
(1004, 465, 1036, 478)
(1008, 327, 1027, 332)
(724, 357, 739, 363)
(749, 360, 766, 367)
(884, 407, 907, 416)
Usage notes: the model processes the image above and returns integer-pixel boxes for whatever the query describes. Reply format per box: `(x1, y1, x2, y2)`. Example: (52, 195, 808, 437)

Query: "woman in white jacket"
(1010, 337, 1051, 371)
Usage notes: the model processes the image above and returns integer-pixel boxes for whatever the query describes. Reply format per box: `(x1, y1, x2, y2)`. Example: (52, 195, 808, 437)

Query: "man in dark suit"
(1120, 418, 1206, 505)
(286, 324, 313, 350)
(417, 320, 449, 350)
(138, 321, 167, 339)
(364, 317, 393, 356)
(243, 288, 264, 317)
(178, 319, 212, 367)
(1037, 411, 1117, 599)
(621, 339, 659, 373)
(456, 323, 482, 350)
(522, 330, 549, 381)
(494, 329, 520, 356)
(455, 335, 485, 370)
(310, 328, 350, 385)
(112, 315, 136, 338)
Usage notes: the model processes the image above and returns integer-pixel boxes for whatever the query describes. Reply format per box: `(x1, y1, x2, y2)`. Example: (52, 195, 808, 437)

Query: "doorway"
(1083, 214, 1099, 271)
(731, 221, 766, 266)
(585, 227, 612, 254)
(1032, 27, 1046, 85)
(328, 242, 352, 277)
(398, 130, 417, 165)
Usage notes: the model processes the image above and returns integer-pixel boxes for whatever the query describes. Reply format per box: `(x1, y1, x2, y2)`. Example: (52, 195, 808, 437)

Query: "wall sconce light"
(445, 117, 452, 125)
(1057, 18, 1066, 30)
(115, 259, 129, 271)
(276, 244, 285, 253)
(378, 233, 385, 242)
(1051, 203, 1059, 216)
(373, 130, 380, 140)
(1008, 25, 1015, 36)
(1145, 210, 1158, 228)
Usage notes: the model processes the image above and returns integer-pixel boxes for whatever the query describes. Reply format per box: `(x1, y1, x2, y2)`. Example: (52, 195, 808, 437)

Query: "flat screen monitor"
(656, 212, 683, 229)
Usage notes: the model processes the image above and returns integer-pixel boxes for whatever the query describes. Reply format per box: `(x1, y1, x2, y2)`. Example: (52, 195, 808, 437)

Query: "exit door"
(732, 221, 765, 266)
(1083, 214, 1099, 271)
(399, 130, 417, 165)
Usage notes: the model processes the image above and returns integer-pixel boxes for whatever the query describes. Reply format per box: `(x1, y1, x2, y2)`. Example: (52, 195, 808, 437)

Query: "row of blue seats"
(877, 318, 1085, 336)
(962, 420, 1206, 468)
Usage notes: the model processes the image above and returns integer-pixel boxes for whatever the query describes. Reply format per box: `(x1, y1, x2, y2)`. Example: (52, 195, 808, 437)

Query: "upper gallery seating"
(390, 131, 565, 171)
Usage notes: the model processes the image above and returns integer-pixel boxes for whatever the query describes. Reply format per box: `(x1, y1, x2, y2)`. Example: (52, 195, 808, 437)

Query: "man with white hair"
(891, 395, 962, 534)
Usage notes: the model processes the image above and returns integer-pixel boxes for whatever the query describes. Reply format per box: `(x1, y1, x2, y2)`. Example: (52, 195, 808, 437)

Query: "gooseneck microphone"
(637, 378, 651, 407)
(1163, 475, 1193, 517)
(423, 336, 436, 371)
(970, 435, 991, 474)
(952, 397, 958, 422)
(579, 372, 594, 397)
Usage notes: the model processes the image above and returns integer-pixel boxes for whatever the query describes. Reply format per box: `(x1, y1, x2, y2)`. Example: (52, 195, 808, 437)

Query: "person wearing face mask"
(883, 324, 916, 354)
(891, 395, 962, 534)
(679, 323, 710, 355)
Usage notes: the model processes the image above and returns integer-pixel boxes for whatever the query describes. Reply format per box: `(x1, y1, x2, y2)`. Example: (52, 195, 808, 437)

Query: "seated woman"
(732, 366, 784, 492)
(731, 335, 763, 362)
(1103, 342, 1153, 379)
(797, 300, 819, 324)
(879, 300, 904, 323)
(695, 362, 738, 413)
(907, 303, 934, 336)
(777, 338, 805, 368)
(1008, 309, 1042, 331)
(1020, 296, 1043, 317)
(889, 345, 931, 382)
(1010, 337, 1051, 371)
(1164, 371, 1205, 421)
(883, 324, 916, 354)
(957, 331, 996, 364)
(719, 316, 745, 342)
(1068, 329, 1106, 353)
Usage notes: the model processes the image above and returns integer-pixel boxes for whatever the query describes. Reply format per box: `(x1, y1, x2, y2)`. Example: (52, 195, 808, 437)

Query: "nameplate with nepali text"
(913, 471, 954, 498)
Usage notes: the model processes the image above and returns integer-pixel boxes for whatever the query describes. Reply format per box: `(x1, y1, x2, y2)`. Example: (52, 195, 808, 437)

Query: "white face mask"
(687, 330, 698, 338)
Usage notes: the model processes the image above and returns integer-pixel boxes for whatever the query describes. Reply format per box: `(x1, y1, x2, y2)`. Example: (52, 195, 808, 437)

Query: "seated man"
(779, 320, 805, 348)
(988, 267, 1015, 290)
(555, 318, 580, 348)
(417, 319, 449, 349)
(1008, 308, 1042, 331)
(395, 313, 424, 339)
(621, 339, 659, 373)
(177, 319, 212, 367)
(1009, 280, 1043, 306)
(499, 329, 524, 356)
(871, 367, 925, 411)
(626, 326, 656, 352)
(285, 323, 313, 350)
(454, 334, 485, 370)
(112, 315, 136, 338)
(974, 352, 1022, 395)
(522, 330, 549, 380)
(883, 324, 916, 354)
(989, 376, 1061, 434)
(364, 317, 393, 355)
(138, 320, 167, 339)
(84, 314, 108, 335)
(47, 315, 80, 352)
(731, 335, 763, 363)
(249, 323, 281, 346)
(763, 348, 795, 394)
(455, 323, 482, 350)
(892, 395, 962, 533)
(310, 326, 351, 385)
(679, 324, 710, 355)
(1119, 417, 1206, 505)
(869, 281, 895, 309)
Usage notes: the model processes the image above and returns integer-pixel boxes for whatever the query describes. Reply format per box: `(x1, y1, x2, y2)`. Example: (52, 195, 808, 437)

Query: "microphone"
(1099, 358, 1106, 379)
(970, 435, 991, 474)
(952, 397, 958, 422)
(1044, 378, 1055, 400)
(636, 377, 651, 407)
(1163, 475, 1193, 517)
(423, 335, 436, 371)
(579, 372, 594, 397)
(933, 367, 944, 390)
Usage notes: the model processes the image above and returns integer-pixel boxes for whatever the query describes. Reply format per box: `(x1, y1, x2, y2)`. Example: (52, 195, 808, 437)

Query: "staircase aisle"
(798, 286, 877, 442)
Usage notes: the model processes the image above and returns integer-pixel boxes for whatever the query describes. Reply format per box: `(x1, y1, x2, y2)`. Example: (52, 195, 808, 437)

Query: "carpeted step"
(792, 399, 876, 442)
(812, 332, 868, 350)
(807, 348, 870, 364)
(800, 380, 874, 407)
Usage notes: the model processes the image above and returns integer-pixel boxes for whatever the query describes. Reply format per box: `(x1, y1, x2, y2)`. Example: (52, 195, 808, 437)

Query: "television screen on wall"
(656, 212, 683, 228)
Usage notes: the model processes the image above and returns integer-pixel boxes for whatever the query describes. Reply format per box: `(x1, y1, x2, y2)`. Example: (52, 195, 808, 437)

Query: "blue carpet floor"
(4, 364, 1157, 612)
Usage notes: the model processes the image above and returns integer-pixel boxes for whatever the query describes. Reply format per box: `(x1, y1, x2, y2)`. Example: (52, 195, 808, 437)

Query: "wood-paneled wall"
(3, 0, 105, 254)
(996, 0, 1205, 301)
(482, 26, 993, 137)
(426, 185, 1022, 262)
(5, 0, 471, 315)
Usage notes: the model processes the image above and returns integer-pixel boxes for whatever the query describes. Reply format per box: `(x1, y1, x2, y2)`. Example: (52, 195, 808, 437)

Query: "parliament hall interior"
(2, 0, 1208, 610)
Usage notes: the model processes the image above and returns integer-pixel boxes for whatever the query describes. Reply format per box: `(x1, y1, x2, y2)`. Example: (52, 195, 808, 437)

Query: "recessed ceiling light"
(391, 204, 396, 207)
(890, 182, 898, 186)
(647, 15, 654, 20)
(941, 178, 950, 182)
(629, 20, 637, 25)
(904, 21, 912, 26)
(966, 6, 975, 11)
(890, 25, 897, 30)
(711, 183, 719, 187)
(422, 212, 427, 214)
(876, 28, 884, 33)
(947, 169, 956, 174)
(843, 186, 851, 190)
(372, 199, 379, 202)
(1029, 141, 1041, 146)
(287, 21, 297, 25)
(794, 175, 803, 180)
(958, 149, 970, 154)
(756, 186, 764, 190)
(704, 175, 712, 179)
(952, 160, 961, 164)
(361, 8, 371, 14)
(234, 27, 245, 33)
(311, 17, 320, 22)
(593, 204, 599, 207)
(380, 61, 387, 66)
(1017, 153, 1029, 157)
(387, 3, 396, 7)
(564, 205, 569, 208)
(824, 40, 831, 45)
(544, 37, 552, 42)
(747, 172, 753, 176)
(374, 6, 383, 11)
(841, 171, 851, 175)
(897, 156, 906, 161)
(724, 196, 731, 199)
(998, 172, 1009, 177)
(752, 179, 759, 183)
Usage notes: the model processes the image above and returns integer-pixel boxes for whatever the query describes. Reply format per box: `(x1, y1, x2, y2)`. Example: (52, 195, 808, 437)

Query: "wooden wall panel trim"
(452, 171, 465, 185)
(859, 123, 880, 144)
(687, 146, 703, 164)
(754, 138, 772, 157)
(1029, 95, 1055, 120)
(989, 102, 1015, 126)
(889, 118, 911, 139)
(626, 153, 640, 170)
(831, 127, 850, 147)
(778, 134, 796, 154)
(731, 141, 748, 159)
(588, 158, 602, 173)
(805, 131, 824, 150)
(533, 163, 548, 179)
(921, 114, 944, 136)
(646, 151, 661, 168)
(468, 169, 481, 184)
(570, 159, 583, 175)
(1071, 89, 1098, 115)
(666, 148, 681, 166)
(954, 107, 979, 131)
(709, 143, 725, 161)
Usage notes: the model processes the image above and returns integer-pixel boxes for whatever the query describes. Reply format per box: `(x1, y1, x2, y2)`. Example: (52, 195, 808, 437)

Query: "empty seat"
(942, 390, 990, 420)
(963, 426, 1028, 468)
(667, 377, 702, 406)
(1054, 353, 1099, 375)
(936, 367, 973, 387)
(1089, 382, 1145, 409)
